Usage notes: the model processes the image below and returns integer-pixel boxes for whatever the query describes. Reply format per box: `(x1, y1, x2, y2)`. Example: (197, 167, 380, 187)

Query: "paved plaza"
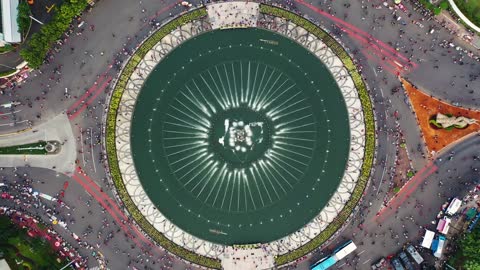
(0, 0, 479, 269)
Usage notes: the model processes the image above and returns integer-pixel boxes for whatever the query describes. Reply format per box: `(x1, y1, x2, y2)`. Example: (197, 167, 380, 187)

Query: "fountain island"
(106, 2, 374, 269)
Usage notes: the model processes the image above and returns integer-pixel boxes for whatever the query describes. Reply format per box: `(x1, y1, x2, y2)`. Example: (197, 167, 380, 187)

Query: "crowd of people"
(1, 0, 480, 270)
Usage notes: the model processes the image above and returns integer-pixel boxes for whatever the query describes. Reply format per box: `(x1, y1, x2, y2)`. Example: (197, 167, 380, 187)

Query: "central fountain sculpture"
(219, 119, 264, 157)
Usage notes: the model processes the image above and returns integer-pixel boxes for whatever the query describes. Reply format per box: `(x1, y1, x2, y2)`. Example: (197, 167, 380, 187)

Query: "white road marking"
(90, 128, 96, 173)
(358, 249, 366, 255)
(0, 109, 22, 116)
(338, 262, 346, 268)
(376, 154, 388, 196)
(0, 119, 28, 127)
(362, 258, 372, 264)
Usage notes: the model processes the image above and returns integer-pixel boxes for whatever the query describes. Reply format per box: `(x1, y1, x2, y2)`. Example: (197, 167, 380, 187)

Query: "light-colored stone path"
(207, 2, 259, 29)
(0, 114, 77, 175)
(220, 246, 274, 270)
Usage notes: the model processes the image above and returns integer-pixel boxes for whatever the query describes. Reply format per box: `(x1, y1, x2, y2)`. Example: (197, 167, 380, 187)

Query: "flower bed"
(402, 78, 480, 154)
(259, 4, 375, 266)
(105, 8, 222, 269)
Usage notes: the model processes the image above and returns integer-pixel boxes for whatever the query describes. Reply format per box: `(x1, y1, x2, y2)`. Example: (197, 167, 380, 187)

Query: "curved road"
(1, 0, 479, 269)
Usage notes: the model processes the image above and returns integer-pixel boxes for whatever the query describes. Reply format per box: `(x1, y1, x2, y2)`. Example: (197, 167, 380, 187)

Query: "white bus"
(333, 241, 357, 261)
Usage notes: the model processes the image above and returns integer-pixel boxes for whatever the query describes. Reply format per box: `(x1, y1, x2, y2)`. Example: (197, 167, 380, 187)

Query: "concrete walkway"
(0, 113, 76, 175)
(206, 2, 259, 29)
(447, 0, 480, 33)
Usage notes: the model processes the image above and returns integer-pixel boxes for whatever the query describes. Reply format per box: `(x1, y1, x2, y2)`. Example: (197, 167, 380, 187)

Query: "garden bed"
(402, 79, 480, 155)
(0, 141, 49, 155)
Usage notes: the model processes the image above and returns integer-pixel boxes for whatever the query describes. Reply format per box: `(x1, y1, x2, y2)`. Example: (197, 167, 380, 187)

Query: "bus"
(334, 241, 357, 260)
(310, 241, 357, 270)
(433, 235, 446, 258)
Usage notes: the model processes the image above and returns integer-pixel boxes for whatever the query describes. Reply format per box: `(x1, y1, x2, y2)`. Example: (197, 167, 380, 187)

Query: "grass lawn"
(8, 237, 47, 264)
(0, 141, 48, 155)
(454, 0, 480, 27)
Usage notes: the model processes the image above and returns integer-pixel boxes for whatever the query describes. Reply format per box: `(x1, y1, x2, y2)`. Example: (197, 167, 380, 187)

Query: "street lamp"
(29, 15, 44, 25)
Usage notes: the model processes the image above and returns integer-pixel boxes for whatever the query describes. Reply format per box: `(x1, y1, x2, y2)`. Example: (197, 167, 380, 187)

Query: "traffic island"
(106, 3, 375, 268)
(402, 79, 480, 155)
(0, 140, 60, 155)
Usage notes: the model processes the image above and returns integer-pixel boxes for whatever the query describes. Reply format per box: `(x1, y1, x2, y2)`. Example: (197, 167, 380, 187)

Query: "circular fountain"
(130, 29, 350, 244)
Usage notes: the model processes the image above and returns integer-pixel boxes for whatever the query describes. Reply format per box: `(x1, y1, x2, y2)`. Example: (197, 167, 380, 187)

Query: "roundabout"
(131, 28, 350, 245)
(106, 3, 375, 268)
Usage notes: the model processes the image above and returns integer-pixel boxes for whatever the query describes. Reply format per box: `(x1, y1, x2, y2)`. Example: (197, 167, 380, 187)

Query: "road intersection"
(1, 0, 479, 269)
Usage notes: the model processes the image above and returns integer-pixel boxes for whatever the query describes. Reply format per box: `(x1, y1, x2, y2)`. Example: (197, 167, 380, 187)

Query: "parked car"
(392, 257, 405, 270)
(371, 258, 387, 269)
(406, 245, 424, 264)
(399, 252, 414, 270)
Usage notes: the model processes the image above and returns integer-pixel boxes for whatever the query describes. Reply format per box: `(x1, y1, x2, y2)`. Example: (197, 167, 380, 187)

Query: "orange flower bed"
(402, 79, 480, 155)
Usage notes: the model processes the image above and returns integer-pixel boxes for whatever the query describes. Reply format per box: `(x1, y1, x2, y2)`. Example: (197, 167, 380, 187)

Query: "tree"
(17, 1, 31, 35)
(454, 226, 480, 269)
(20, 0, 88, 68)
(465, 261, 480, 270)
(439, 0, 449, 10)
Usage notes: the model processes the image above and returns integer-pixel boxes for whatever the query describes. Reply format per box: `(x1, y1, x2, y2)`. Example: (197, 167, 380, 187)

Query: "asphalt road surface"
(1, 0, 480, 269)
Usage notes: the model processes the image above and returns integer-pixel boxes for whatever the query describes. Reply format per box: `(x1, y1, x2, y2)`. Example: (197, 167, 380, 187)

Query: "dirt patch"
(401, 79, 480, 155)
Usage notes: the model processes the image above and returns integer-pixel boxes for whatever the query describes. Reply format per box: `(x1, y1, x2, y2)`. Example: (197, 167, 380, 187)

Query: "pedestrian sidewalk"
(207, 2, 259, 29)
(0, 113, 77, 175)
(437, 11, 480, 50)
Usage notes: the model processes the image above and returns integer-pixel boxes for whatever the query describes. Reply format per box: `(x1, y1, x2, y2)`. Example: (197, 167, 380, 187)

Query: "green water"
(130, 28, 350, 245)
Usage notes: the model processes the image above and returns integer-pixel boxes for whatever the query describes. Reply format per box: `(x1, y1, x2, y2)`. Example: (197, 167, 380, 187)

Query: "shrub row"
(259, 4, 376, 266)
(105, 8, 221, 269)
(0, 141, 48, 155)
(17, 0, 31, 35)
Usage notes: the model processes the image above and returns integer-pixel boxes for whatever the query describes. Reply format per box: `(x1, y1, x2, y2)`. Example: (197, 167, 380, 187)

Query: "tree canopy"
(20, 0, 88, 68)
(456, 225, 480, 270)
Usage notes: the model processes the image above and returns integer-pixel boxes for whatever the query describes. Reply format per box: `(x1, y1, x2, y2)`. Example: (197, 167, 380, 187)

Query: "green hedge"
(105, 8, 221, 269)
(259, 4, 375, 266)
(0, 69, 17, 78)
(17, 1, 31, 35)
(20, 0, 88, 68)
(0, 141, 48, 155)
